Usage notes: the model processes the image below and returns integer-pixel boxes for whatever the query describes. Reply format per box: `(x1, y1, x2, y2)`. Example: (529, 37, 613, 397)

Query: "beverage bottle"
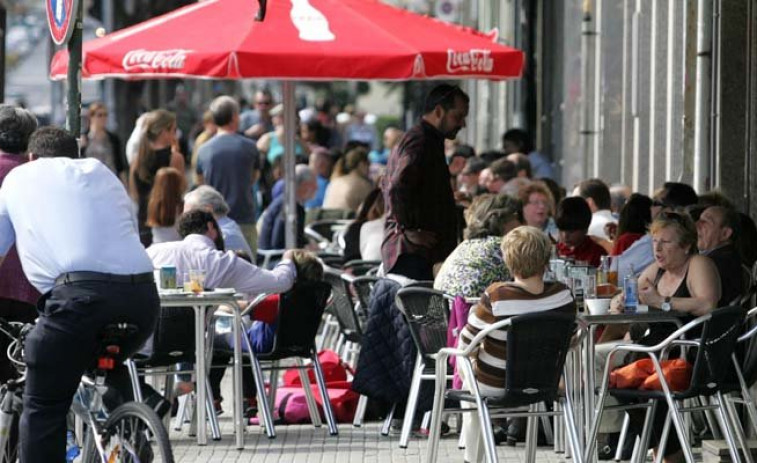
(65, 430, 80, 462)
(598, 256, 609, 285)
(623, 266, 638, 314)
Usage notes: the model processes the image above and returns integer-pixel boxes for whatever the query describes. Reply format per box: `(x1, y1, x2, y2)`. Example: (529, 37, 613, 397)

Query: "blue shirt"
(304, 176, 329, 210)
(617, 234, 653, 284)
(217, 215, 253, 256)
(0, 158, 153, 293)
(196, 133, 259, 224)
(529, 151, 555, 180)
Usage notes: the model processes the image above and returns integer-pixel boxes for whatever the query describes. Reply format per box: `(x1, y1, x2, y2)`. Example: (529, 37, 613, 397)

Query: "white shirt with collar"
(0, 158, 153, 293)
(147, 234, 295, 296)
(589, 209, 616, 240)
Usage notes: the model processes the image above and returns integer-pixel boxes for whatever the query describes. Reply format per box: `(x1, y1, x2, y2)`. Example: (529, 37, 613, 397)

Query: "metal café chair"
(394, 287, 455, 449)
(722, 306, 757, 454)
(425, 311, 583, 463)
(585, 305, 746, 463)
(245, 280, 339, 436)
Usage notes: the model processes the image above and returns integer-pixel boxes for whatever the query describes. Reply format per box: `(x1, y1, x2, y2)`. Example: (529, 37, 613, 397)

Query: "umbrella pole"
(283, 81, 297, 249)
(66, 0, 83, 137)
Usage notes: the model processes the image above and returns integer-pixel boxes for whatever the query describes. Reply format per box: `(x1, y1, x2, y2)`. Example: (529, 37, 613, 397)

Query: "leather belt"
(55, 271, 154, 287)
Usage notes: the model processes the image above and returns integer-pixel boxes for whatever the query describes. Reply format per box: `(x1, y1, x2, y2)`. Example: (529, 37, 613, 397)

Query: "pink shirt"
(0, 153, 41, 306)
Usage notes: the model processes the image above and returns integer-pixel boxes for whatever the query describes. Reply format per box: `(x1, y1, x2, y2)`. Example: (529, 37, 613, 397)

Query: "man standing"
(0, 105, 39, 383)
(197, 95, 261, 255)
(0, 127, 159, 461)
(382, 84, 469, 280)
(240, 89, 275, 141)
(696, 205, 743, 306)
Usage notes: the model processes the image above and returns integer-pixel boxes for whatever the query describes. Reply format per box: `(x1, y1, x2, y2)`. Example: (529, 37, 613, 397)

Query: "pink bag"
(272, 381, 359, 424)
(448, 296, 473, 390)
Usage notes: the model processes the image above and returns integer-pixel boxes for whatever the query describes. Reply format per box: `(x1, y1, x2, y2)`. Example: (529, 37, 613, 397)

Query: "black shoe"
(493, 426, 508, 446)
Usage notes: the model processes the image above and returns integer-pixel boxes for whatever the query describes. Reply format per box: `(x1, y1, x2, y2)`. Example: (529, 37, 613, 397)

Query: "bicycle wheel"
(91, 401, 174, 463)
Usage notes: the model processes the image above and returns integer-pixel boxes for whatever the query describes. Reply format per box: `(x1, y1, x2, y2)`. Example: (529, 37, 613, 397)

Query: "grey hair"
(209, 95, 240, 127)
(295, 164, 315, 186)
(184, 185, 230, 216)
(465, 193, 524, 240)
(0, 104, 38, 154)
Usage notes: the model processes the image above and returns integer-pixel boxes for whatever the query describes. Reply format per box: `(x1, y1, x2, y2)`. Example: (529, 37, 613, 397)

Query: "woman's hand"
(638, 283, 663, 307)
(609, 292, 625, 314)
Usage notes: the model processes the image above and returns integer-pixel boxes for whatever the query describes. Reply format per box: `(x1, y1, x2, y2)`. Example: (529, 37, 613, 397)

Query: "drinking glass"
(188, 269, 205, 294)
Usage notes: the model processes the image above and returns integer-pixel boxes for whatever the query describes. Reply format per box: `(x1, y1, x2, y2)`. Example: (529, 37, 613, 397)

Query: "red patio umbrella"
(50, 0, 523, 80)
(50, 0, 523, 253)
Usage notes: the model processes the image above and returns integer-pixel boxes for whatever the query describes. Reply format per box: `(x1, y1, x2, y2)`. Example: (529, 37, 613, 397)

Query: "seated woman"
(341, 188, 384, 262)
(457, 226, 575, 463)
(434, 193, 523, 299)
(518, 181, 558, 241)
(610, 193, 652, 256)
(599, 211, 720, 463)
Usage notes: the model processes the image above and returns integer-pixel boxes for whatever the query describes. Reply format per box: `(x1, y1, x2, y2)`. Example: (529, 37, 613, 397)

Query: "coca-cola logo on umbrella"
(446, 49, 494, 74)
(122, 49, 192, 71)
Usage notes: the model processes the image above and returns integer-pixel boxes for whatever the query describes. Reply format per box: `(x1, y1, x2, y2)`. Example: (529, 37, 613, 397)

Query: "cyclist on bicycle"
(0, 126, 159, 462)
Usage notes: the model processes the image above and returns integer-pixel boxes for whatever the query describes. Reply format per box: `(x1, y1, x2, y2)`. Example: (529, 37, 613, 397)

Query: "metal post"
(665, 0, 677, 180)
(694, 0, 713, 192)
(592, 0, 603, 177)
(0, 5, 6, 102)
(102, 0, 116, 130)
(283, 81, 297, 249)
(580, 0, 596, 179)
(66, 0, 83, 137)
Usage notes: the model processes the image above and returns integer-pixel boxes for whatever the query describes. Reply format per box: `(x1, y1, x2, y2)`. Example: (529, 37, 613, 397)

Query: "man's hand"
(282, 249, 295, 261)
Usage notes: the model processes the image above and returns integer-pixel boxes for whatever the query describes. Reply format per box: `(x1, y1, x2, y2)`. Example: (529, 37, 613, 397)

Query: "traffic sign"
(46, 0, 79, 45)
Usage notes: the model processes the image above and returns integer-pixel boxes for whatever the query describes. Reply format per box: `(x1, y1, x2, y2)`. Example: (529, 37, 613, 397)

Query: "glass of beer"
(607, 256, 619, 287)
(185, 269, 205, 294)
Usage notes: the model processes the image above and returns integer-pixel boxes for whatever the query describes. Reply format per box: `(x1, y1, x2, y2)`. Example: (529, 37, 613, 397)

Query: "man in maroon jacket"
(381, 85, 469, 281)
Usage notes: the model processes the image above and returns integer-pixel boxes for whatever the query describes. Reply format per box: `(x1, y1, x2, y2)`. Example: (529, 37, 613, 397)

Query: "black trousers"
(389, 254, 434, 282)
(20, 279, 159, 463)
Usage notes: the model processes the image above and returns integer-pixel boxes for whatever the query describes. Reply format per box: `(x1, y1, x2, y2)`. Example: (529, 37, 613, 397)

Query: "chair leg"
(654, 414, 671, 463)
(715, 392, 744, 463)
(353, 395, 368, 427)
(399, 354, 423, 448)
(735, 355, 757, 438)
(698, 395, 724, 440)
(268, 361, 280, 418)
(633, 401, 657, 463)
(242, 332, 276, 438)
(205, 376, 222, 440)
(538, 402, 554, 446)
(426, 357, 447, 463)
(295, 357, 323, 428)
(311, 350, 339, 436)
(724, 393, 753, 463)
(614, 413, 630, 462)
(662, 396, 695, 463)
(476, 399, 497, 463)
(381, 404, 395, 436)
(525, 404, 539, 463)
(561, 396, 584, 463)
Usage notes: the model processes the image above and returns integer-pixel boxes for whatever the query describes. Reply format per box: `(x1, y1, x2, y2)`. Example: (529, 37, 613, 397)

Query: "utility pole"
(66, 0, 83, 136)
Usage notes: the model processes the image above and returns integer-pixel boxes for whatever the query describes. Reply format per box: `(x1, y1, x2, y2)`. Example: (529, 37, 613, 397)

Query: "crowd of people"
(1, 80, 756, 462)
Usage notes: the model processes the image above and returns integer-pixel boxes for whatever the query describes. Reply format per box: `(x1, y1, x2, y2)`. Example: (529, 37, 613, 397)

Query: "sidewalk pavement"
(169, 412, 574, 463)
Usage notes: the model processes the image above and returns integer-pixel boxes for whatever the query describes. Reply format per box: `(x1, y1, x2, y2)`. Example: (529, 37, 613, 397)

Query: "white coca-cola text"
(446, 49, 494, 74)
(122, 49, 191, 71)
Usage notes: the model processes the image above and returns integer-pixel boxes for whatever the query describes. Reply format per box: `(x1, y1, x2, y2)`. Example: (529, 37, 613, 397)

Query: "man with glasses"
(381, 84, 469, 280)
(241, 89, 275, 140)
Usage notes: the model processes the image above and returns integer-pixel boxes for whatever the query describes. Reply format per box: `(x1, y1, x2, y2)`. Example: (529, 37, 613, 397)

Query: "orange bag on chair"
(609, 358, 655, 389)
(640, 359, 692, 392)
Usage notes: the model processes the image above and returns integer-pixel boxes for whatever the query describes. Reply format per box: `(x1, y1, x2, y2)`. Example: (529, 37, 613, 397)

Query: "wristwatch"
(661, 297, 672, 312)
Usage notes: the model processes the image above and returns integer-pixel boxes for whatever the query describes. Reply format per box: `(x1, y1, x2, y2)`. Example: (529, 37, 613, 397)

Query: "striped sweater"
(457, 281, 575, 395)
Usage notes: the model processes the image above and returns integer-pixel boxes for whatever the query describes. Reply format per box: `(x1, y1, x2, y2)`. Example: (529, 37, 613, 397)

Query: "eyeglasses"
(527, 200, 550, 207)
(256, 100, 272, 106)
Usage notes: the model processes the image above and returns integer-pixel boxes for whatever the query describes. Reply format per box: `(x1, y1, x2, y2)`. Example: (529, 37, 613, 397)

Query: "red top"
(0, 154, 41, 306)
(557, 237, 607, 268)
(50, 0, 523, 81)
(611, 232, 645, 256)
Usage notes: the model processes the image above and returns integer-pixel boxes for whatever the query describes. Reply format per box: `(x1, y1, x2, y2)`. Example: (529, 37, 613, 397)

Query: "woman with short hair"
(434, 193, 522, 298)
(457, 226, 575, 463)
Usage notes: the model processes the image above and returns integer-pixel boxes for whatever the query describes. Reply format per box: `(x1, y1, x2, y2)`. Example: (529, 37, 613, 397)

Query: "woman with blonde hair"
(322, 147, 373, 212)
(130, 109, 185, 246)
(146, 167, 187, 244)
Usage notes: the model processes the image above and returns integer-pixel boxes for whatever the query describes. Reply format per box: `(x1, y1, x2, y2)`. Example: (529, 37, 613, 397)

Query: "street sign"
(46, 0, 79, 45)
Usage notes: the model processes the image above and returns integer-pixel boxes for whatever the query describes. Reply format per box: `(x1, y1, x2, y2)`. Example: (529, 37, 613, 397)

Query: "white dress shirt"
(589, 209, 616, 240)
(147, 234, 295, 296)
(0, 158, 154, 293)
